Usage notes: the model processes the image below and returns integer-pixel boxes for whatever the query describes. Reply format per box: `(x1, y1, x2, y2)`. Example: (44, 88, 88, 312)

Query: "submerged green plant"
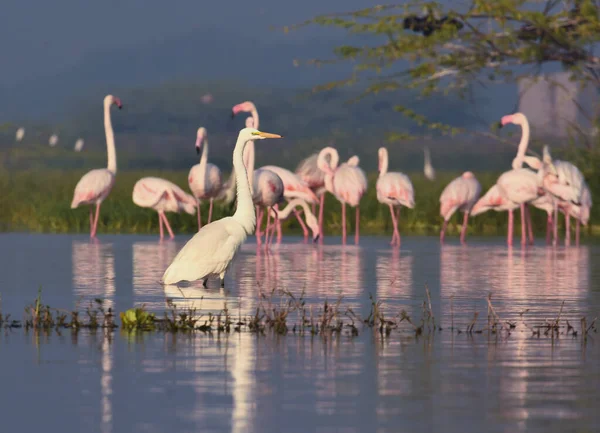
(120, 307, 156, 331)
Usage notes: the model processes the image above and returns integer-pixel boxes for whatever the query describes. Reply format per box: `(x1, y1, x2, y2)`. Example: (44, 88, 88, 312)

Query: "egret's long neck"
(379, 151, 388, 177)
(233, 137, 256, 234)
(243, 141, 255, 194)
(512, 119, 530, 169)
(104, 102, 116, 174)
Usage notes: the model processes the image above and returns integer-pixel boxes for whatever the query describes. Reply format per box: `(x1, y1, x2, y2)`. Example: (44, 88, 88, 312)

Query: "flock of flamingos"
(65, 94, 591, 286)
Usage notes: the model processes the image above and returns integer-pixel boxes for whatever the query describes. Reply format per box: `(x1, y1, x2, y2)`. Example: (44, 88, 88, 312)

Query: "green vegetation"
(0, 168, 597, 237)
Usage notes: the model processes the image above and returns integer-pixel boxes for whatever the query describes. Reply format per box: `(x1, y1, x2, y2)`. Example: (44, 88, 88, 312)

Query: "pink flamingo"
(132, 177, 196, 239)
(539, 145, 586, 246)
(188, 127, 222, 229)
(471, 183, 556, 245)
(318, 147, 368, 245)
(439, 172, 481, 244)
(231, 101, 317, 242)
(376, 147, 414, 246)
(70, 95, 122, 238)
(222, 116, 285, 246)
(296, 152, 328, 237)
(495, 113, 547, 247)
(567, 183, 591, 246)
(267, 199, 320, 242)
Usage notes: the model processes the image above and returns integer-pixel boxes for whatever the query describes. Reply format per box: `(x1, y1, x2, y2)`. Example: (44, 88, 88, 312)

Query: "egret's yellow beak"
(258, 131, 282, 138)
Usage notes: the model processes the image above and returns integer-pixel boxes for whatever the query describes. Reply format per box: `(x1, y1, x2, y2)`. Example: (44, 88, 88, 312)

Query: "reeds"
(0, 288, 596, 346)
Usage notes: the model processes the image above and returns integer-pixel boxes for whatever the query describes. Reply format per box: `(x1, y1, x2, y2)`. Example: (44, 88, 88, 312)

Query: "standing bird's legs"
(219, 272, 225, 288)
(526, 204, 534, 245)
(519, 203, 527, 246)
(207, 198, 214, 224)
(318, 194, 325, 243)
(545, 213, 553, 245)
(267, 206, 279, 245)
(293, 209, 310, 240)
(355, 206, 360, 245)
(341, 202, 347, 245)
(275, 204, 282, 244)
(91, 202, 101, 238)
(565, 213, 571, 246)
(265, 207, 271, 247)
(388, 204, 400, 246)
(507, 209, 514, 247)
(158, 211, 164, 239)
(89, 205, 94, 231)
(459, 212, 469, 245)
(576, 220, 581, 246)
(553, 206, 559, 247)
(160, 212, 175, 239)
(255, 206, 264, 246)
(196, 201, 202, 230)
(440, 220, 449, 244)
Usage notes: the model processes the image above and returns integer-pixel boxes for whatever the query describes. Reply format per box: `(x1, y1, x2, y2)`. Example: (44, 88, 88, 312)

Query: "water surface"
(0, 234, 599, 433)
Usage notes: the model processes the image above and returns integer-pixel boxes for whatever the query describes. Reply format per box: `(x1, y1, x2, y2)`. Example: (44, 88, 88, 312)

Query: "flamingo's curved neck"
(104, 101, 116, 174)
(379, 151, 388, 177)
(277, 199, 308, 220)
(199, 138, 208, 170)
(232, 136, 256, 234)
(251, 108, 259, 130)
(512, 119, 530, 170)
(318, 147, 339, 194)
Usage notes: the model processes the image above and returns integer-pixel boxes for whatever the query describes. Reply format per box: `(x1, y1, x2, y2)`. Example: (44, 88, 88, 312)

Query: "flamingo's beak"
(231, 110, 235, 119)
(313, 234, 320, 243)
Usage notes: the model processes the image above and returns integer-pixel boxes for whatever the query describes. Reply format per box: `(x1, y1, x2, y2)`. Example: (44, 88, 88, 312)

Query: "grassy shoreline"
(0, 169, 597, 238)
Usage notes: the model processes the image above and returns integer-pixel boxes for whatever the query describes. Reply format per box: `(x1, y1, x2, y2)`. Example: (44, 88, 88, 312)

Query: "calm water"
(0, 233, 599, 433)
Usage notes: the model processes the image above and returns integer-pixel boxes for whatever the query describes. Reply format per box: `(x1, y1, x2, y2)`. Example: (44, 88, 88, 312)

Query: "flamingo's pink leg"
(207, 198, 214, 224)
(355, 206, 360, 245)
(91, 202, 101, 238)
(268, 206, 278, 245)
(576, 220, 580, 246)
(459, 212, 469, 245)
(552, 207, 558, 246)
(161, 212, 175, 239)
(395, 208, 401, 245)
(526, 204, 534, 245)
(294, 209, 310, 240)
(196, 201, 202, 230)
(89, 205, 94, 231)
(388, 204, 400, 246)
(546, 213, 553, 245)
(566, 210, 572, 245)
(519, 203, 527, 246)
(275, 204, 282, 244)
(341, 202, 347, 245)
(507, 209, 514, 247)
(265, 208, 272, 247)
(158, 211, 164, 239)
(318, 194, 325, 243)
(440, 220, 448, 244)
(255, 206, 264, 246)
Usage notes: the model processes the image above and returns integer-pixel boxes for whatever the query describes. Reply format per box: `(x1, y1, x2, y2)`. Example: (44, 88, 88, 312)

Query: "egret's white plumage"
(188, 127, 223, 229)
(161, 128, 282, 287)
(133, 177, 196, 239)
(70, 95, 122, 238)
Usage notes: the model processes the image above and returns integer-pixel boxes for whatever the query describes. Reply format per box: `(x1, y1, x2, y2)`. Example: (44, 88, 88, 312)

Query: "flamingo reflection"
(72, 240, 115, 433)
